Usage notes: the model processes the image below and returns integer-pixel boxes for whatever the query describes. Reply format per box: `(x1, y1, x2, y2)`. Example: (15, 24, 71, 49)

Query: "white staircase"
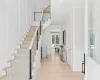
(0, 26, 37, 80)
(0, 5, 51, 80)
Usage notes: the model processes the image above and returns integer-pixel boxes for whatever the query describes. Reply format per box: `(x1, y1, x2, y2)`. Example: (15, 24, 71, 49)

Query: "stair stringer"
(0, 26, 32, 78)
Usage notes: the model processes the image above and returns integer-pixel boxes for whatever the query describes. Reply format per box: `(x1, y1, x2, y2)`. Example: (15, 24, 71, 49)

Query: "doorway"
(51, 32, 60, 54)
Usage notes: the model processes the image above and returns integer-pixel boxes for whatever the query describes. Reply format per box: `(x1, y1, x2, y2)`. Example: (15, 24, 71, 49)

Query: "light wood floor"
(35, 53, 84, 80)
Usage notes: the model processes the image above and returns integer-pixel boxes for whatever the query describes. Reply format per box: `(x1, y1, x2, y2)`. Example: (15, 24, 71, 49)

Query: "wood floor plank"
(35, 53, 84, 80)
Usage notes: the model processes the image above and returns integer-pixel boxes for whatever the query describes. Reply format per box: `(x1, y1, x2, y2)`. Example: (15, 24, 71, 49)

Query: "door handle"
(82, 53, 85, 74)
(82, 61, 84, 73)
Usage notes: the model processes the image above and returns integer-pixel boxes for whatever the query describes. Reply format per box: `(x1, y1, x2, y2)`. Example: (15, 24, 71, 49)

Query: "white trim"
(84, 0, 88, 79)
(72, 7, 75, 71)
(84, 0, 88, 54)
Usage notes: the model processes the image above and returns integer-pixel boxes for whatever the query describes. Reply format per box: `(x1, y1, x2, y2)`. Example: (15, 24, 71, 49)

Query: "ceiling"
(51, 0, 84, 25)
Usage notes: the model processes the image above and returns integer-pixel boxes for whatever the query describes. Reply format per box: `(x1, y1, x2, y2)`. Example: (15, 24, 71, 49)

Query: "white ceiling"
(51, 0, 84, 25)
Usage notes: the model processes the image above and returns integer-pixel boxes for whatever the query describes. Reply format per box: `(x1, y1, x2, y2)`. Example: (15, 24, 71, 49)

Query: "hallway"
(35, 53, 84, 80)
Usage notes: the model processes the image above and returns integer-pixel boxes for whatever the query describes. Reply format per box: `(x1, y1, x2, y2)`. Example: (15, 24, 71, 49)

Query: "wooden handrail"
(33, 5, 50, 13)
(43, 5, 50, 12)
(29, 50, 32, 79)
(33, 5, 50, 21)
(29, 26, 40, 79)
(29, 27, 39, 50)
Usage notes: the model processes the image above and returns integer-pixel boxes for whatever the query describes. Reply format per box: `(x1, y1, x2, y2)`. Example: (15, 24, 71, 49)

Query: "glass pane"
(56, 35, 59, 44)
(52, 35, 55, 44)
(88, 29, 95, 58)
(88, 8, 100, 64)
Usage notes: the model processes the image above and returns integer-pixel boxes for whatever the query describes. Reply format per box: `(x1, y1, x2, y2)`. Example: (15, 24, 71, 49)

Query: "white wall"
(42, 25, 62, 57)
(6, 0, 33, 60)
(34, 0, 50, 12)
(62, 8, 84, 71)
(0, 0, 6, 71)
(0, 0, 35, 74)
(73, 8, 84, 71)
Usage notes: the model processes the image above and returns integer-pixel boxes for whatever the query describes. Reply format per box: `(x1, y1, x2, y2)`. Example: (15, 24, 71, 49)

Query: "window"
(56, 35, 59, 44)
(88, 9, 100, 64)
(52, 35, 55, 44)
(52, 34, 60, 44)
(88, 29, 95, 58)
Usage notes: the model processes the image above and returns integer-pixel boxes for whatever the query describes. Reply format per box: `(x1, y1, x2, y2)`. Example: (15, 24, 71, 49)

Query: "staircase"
(0, 26, 39, 80)
(0, 5, 51, 80)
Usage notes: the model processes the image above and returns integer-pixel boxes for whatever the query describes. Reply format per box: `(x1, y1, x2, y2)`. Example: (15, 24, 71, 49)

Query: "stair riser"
(24, 38, 32, 40)
(18, 49, 29, 53)
(25, 36, 33, 39)
(20, 46, 29, 49)
(26, 34, 33, 37)
(23, 41, 31, 44)
(24, 39, 32, 41)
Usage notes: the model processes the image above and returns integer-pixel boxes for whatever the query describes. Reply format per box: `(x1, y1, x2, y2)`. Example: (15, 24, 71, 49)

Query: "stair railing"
(40, 5, 50, 35)
(41, 46, 48, 59)
(29, 26, 40, 79)
(33, 5, 51, 23)
(43, 5, 50, 13)
(29, 5, 50, 79)
(34, 12, 42, 21)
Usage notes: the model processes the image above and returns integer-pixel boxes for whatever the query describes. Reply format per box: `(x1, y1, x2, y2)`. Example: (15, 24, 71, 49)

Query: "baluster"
(29, 49, 32, 79)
